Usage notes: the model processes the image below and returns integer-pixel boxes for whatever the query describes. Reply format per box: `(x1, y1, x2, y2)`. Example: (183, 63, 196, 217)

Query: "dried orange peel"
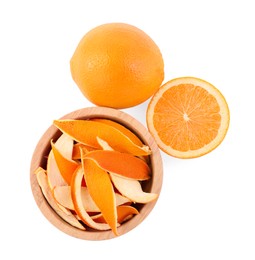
(53, 119, 151, 156)
(110, 173, 158, 203)
(53, 186, 130, 212)
(47, 134, 73, 189)
(82, 157, 118, 235)
(72, 143, 95, 159)
(92, 205, 139, 224)
(71, 166, 111, 231)
(51, 140, 79, 185)
(91, 118, 144, 146)
(35, 167, 85, 230)
(83, 150, 151, 180)
(34, 118, 157, 236)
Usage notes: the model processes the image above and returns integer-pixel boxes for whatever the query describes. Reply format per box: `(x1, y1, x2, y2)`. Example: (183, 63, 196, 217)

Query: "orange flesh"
(153, 84, 221, 151)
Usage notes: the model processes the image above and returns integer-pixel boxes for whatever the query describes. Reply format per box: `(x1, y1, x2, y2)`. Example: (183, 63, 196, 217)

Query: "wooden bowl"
(30, 107, 163, 240)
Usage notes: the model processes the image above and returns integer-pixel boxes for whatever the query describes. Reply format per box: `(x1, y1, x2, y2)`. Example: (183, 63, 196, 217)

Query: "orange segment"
(53, 119, 151, 156)
(147, 77, 230, 158)
(70, 166, 110, 231)
(82, 157, 118, 235)
(51, 140, 79, 185)
(84, 150, 151, 180)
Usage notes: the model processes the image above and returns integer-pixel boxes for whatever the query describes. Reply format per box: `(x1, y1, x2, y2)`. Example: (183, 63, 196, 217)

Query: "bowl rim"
(30, 106, 163, 240)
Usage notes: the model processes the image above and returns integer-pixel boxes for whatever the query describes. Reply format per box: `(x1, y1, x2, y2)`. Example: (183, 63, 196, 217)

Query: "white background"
(1, 0, 255, 259)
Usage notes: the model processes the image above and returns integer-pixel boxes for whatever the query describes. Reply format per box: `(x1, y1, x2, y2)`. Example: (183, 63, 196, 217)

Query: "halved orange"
(147, 77, 230, 158)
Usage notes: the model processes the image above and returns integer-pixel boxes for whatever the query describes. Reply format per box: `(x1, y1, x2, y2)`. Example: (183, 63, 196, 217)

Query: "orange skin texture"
(70, 166, 110, 231)
(92, 205, 139, 224)
(70, 23, 164, 108)
(91, 118, 143, 146)
(51, 140, 79, 185)
(72, 143, 95, 160)
(84, 150, 151, 181)
(53, 119, 151, 156)
(82, 159, 118, 235)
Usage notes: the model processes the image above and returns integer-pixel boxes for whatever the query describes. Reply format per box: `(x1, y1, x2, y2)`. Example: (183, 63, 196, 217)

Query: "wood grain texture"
(30, 106, 163, 240)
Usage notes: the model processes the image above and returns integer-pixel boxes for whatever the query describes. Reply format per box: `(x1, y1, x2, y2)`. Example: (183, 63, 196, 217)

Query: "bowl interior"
(30, 107, 163, 240)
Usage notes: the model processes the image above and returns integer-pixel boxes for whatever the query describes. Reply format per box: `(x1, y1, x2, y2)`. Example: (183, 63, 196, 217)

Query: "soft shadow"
(122, 100, 150, 126)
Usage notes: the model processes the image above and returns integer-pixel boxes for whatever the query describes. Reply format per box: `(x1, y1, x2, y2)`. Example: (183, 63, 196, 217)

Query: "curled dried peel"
(97, 136, 113, 150)
(117, 205, 139, 223)
(92, 118, 150, 163)
(35, 167, 85, 230)
(82, 156, 118, 235)
(51, 140, 79, 185)
(91, 118, 144, 146)
(53, 119, 151, 156)
(110, 173, 158, 204)
(47, 134, 73, 189)
(70, 166, 110, 231)
(97, 136, 149, 163)
(96, 137, 157, 203)
(72, 143, 95, 159)
(92, 205, 139, 224)
(53, 186, 131, 212)
(84, 150, 151, 180)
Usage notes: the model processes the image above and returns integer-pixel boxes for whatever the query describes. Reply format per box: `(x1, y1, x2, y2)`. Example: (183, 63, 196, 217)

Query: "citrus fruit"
(146, 77, 230, 158)
(70, 23, 164, 108)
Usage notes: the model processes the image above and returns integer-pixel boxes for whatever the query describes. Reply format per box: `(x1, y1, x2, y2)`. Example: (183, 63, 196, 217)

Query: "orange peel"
(82, 157, 118, 235)
(110, 173, 158, 203)
(91, 118, 144, 146)
(92, 205, 139, 224)
(84, 150, 151, 180)
(47, 134, 73, 189)
(53, 119, 151, 156)
(72, 143, 95, 160)
(51, 140, 79, 185)
(35, 167, 85, 230)
(70, 166, 110, 231)
(53, 186, 131, 212)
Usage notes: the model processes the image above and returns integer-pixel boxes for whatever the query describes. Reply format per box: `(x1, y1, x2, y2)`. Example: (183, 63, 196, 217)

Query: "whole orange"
(70, 23, 164, 108)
